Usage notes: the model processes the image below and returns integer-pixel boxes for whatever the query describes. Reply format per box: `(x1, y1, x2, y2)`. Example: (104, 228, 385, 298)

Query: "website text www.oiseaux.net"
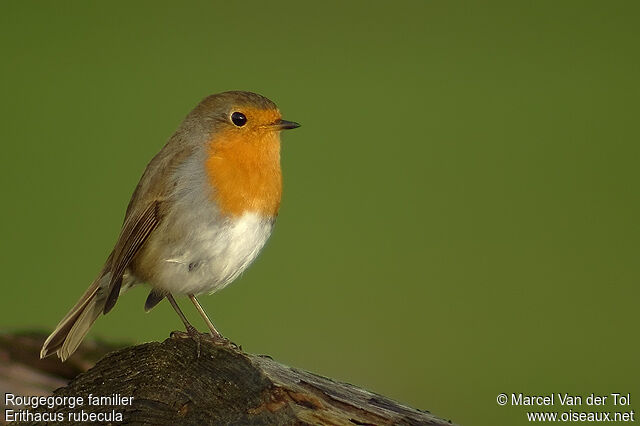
(497, 392, 635, 423)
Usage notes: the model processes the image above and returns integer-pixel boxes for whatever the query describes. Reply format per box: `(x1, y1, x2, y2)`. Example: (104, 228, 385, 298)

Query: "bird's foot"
(171, 324, 204, 358)
(170, 327, 239, 353)
(209, 333, 239, 350)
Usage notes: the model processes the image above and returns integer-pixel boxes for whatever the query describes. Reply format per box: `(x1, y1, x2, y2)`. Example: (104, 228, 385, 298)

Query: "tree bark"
(3, 333, 455, 425)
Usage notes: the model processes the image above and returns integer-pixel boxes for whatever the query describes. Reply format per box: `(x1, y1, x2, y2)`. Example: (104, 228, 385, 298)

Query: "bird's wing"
(100, 133, 196, 314)
(103, 200, 161, 314)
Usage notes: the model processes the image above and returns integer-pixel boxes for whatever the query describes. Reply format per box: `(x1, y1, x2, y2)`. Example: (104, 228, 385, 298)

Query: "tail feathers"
(40, 275, 109, 361)
(58, 295, 104, 361)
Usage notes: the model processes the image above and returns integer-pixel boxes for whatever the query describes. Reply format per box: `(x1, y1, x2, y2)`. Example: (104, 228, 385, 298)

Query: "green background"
(1, 2, 638, 425)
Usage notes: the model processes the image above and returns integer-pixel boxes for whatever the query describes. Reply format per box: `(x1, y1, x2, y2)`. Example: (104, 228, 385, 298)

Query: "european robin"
(40, 91, 300, 361)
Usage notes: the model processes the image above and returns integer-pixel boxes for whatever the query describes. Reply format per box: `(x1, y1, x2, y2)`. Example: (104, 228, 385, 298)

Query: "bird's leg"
(167, 293, 201, 357)
(188, 294, 224, 342)
(166, 293, 198, 333)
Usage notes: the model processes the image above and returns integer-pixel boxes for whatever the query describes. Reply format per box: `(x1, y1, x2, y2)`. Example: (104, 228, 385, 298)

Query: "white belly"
(150, 211, 274, 295)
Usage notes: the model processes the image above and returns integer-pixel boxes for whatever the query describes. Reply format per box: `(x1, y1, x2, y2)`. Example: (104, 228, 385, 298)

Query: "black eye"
(231, 111, 247, 127)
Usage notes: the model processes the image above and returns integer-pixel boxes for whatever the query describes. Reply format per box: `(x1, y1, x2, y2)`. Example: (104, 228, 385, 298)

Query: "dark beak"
(273, 119, 301, 130)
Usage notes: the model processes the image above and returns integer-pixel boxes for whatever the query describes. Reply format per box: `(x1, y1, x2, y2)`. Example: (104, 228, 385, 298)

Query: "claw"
(186, 324, 202, 358)
(170, 326, 203, 358)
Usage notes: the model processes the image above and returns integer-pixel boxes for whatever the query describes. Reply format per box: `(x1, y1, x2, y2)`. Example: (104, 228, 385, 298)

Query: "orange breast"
(205, 129, 282, 218)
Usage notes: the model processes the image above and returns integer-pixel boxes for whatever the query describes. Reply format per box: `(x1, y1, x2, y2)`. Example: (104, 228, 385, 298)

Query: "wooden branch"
(0, 332, 121, 397)
(4, 333, 455, 425)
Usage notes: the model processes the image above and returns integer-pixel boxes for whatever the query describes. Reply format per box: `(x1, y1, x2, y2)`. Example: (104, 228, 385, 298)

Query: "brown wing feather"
(103, 201, 160, 314)
(96, 124, 195, 314)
